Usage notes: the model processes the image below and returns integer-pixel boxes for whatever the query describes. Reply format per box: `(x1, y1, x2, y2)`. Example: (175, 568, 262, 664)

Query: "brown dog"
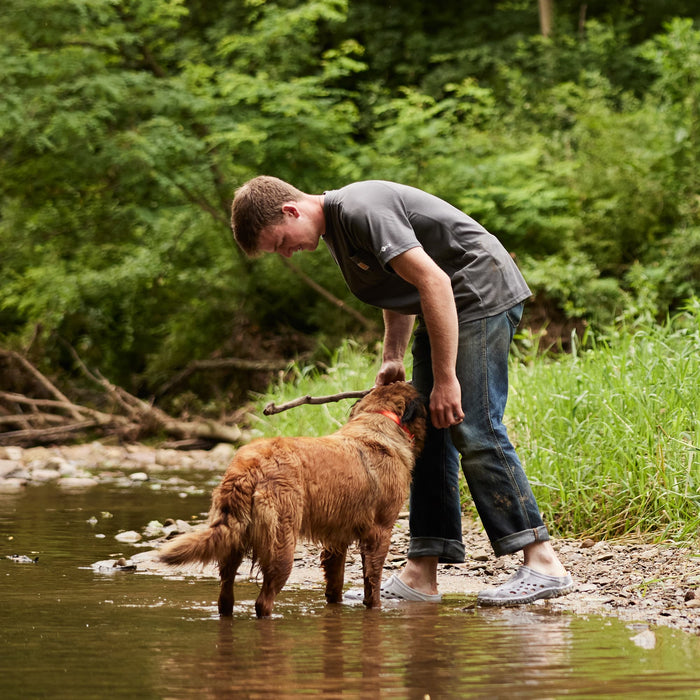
(158, 382, 426, 618)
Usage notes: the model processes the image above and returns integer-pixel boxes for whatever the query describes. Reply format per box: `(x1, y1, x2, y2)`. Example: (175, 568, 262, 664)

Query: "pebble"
(0, 459, 18, 478)
(0, 442, 233, 496)
(31, 469, 61, 482)
(92, 558, 137, 573)
(58, 477, 100, 490)
(115, 530, 142, 543)
(630, 629, 656, 649)
(0, 479, 25, 493)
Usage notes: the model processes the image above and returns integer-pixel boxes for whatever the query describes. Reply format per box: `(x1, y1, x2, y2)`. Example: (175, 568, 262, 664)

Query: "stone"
(0, 446, 23, 460)
(129, 471, 149, 482)
(0, 479, 26, 493)
(31, 469, 61, 482)
(58, 477, 99, 490)
(115, 530, 142, 543)
(0, 460, 19, 478)
(630, 629, 656, 649)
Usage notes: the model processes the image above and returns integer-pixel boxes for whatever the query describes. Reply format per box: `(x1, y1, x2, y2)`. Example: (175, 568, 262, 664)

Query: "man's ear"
(281, 202, 300, 218)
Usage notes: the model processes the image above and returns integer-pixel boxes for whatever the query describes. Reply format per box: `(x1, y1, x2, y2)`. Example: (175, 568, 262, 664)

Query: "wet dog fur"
(158, 382, 426, 618)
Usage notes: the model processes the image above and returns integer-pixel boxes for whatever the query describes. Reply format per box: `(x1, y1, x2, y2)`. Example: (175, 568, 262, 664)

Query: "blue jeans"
(408, 304, 549, 561)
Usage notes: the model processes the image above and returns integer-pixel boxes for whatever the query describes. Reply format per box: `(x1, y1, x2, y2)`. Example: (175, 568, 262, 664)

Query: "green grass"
(251, 304, 700, 544)
(509, 302, 700, 543)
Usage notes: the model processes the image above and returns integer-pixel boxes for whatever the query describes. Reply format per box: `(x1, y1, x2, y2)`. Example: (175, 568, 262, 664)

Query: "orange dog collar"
(373, 410, 415, 442)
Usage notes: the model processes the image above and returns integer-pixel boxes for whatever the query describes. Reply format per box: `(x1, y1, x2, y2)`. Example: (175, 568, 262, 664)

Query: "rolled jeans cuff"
(492, 526, 550, 557)
(407, 536, 466, 564)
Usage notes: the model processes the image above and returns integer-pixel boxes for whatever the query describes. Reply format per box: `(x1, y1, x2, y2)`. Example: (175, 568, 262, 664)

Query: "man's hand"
(430, 376, 464, 430)
(375, 359, 406, 386)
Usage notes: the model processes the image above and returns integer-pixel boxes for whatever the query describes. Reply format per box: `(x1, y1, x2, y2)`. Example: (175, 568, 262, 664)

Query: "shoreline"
(2, 441, 699, 636)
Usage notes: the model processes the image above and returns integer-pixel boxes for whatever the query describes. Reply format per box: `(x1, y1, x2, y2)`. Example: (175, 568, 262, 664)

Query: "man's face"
(258, 204, 320, 258)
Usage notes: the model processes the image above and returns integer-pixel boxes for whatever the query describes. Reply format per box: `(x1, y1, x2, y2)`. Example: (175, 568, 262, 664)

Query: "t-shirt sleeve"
(341, 184, 422, 267)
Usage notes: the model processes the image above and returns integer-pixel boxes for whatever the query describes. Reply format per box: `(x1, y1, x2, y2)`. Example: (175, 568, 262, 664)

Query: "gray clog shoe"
(477, 565, 574, 606)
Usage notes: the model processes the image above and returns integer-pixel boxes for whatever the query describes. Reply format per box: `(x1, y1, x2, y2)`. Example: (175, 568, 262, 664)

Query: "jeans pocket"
(506, 303, 524, 331)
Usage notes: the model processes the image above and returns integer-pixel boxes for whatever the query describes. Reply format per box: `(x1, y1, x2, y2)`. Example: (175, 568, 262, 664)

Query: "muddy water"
(2, 481, 700, 699)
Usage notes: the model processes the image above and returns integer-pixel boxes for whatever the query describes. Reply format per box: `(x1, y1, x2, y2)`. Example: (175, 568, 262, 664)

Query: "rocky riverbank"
(2, 441, 699, 636)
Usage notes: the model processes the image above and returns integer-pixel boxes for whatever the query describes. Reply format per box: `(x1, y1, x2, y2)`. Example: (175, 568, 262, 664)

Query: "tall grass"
(252, 305, 700, 544)
(510, 301, 700, 543)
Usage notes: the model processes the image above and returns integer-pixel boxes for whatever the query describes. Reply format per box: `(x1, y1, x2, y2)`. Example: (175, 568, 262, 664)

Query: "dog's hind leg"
(360, 528, 392, 608)
(255, 539, 296, 618)
(320, 546, 347, 604)
(217, 551, 244, 617)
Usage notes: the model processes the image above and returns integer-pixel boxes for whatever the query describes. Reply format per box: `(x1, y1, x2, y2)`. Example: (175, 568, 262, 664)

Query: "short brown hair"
(230, 176, 305, 256)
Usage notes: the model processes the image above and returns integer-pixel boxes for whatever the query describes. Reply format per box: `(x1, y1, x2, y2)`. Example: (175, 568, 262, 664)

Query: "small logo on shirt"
(380, 244, 391, 253)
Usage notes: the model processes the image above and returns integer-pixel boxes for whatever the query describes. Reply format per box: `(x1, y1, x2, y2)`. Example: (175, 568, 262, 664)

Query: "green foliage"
(0, 0, 363, 388)
(1, 0, 700, 398)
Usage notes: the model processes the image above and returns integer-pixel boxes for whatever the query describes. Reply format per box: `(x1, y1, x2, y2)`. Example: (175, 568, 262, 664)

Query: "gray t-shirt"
(322, 181, 531, 321)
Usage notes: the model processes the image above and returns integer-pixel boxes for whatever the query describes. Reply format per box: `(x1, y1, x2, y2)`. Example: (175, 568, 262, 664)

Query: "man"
(231, 176, 574, 605)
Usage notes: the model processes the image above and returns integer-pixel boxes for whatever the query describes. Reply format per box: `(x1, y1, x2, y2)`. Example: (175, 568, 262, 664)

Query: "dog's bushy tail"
(158, 519, 245, 567)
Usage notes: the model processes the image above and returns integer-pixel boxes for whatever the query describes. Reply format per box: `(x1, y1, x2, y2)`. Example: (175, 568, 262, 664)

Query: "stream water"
(2, 480, 699, 699)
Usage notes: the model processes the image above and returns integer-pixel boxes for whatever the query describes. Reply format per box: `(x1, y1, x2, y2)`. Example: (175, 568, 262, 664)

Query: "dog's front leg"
(360, 529, 392, 608)
(320, 546, 347, 604)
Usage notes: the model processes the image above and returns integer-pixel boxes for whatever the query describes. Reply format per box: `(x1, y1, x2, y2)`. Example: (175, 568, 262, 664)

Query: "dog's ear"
(401, 397, 427, 425)
(348, 398, 363, 419)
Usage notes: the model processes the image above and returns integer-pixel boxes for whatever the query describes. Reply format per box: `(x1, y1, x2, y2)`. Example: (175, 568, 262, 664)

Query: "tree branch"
(281, 259, 378, 330)
(263, 388, 371, 415)
(0, 346, 248, 446)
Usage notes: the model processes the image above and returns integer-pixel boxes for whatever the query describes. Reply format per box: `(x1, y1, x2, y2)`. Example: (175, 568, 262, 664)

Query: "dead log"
(66, 345, 246, 444)
(0, 347, 247, 447)
(0, 349, 83, 420)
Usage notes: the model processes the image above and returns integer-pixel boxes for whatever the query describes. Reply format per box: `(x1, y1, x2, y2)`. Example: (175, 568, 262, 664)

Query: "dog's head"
(349, 382, 427, 454)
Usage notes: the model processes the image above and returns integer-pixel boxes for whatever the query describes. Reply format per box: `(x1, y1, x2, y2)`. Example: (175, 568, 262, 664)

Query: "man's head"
(231, 176, 306, 256)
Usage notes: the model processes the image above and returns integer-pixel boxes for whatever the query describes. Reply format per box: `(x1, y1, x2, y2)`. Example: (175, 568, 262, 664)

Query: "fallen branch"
(263, 388, 372, 415)
(65, 345, 246, 444)
(0, 349, 84, 421)
(0, 347, 248, 447)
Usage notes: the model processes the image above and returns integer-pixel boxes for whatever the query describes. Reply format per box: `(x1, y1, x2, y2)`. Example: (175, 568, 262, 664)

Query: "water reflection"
(2, 483, 700, 699)
(153, 592, 700, 699)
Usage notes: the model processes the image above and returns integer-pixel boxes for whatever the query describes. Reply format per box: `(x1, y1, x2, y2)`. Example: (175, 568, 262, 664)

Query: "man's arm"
(375, 310, 415, 386)
(389, 246, 464, 429)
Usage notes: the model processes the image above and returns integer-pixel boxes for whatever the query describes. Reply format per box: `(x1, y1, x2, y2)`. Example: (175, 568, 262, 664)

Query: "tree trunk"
(538, 0, 554, 37)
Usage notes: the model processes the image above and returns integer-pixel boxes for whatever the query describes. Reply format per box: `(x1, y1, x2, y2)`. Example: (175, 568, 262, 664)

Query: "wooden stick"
(263, 388, 372, 415)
